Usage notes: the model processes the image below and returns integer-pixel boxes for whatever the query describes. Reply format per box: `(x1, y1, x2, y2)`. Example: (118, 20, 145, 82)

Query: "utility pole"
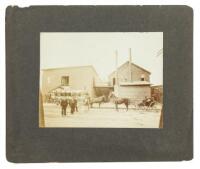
(129, 48, 132, 82)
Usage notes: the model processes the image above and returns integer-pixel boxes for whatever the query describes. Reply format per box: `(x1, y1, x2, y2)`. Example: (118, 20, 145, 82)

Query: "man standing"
(69, 96, 78, 114)
(60, 99, 68, 116)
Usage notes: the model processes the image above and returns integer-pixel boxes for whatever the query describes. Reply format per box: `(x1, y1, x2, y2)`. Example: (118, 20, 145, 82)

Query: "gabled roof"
(41, 65, 100, 77)
(109, 61, 151, 77)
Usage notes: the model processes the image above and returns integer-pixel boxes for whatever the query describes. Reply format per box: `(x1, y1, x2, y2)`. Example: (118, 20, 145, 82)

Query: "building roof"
(42, 64, 95, 71)
(151, 84, 163, 88)
(41, 65, 100, 78)
(109, 61, 151, 77)
(120, 81, 151, 86)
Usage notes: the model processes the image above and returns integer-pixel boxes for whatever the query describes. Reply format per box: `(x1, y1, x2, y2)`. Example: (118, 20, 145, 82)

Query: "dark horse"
(109, 92, 129, 111)
(89, 95, 106, 108)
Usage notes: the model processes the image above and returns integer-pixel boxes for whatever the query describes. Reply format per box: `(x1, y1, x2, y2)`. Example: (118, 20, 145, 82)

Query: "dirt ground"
(43, 102, 162, 128)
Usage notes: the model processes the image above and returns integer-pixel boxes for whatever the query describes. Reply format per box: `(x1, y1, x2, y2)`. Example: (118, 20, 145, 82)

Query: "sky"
(40, 32, 163, 85)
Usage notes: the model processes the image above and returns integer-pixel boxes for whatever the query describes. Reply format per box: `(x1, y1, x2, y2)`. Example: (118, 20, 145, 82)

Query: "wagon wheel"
(149, 101, 156, 110)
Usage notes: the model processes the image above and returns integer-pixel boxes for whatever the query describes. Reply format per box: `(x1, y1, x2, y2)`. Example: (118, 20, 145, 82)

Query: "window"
(61, 76, 69, 86)
(113, 78, 116, 86)
(141, 74, 145, 81)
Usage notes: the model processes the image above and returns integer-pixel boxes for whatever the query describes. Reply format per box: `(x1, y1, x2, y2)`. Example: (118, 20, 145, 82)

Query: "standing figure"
(60, 99, 68, 116)
(69, 96, 78, 114)
(84, 96, 91, 110)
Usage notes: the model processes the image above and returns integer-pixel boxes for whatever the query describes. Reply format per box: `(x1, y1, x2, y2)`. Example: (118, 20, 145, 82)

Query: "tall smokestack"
(115, 50, 118, 86)
(129, 48, 132, 82)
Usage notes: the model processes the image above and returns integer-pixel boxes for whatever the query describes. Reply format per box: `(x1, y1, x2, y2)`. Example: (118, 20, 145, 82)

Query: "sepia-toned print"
(39, 32, 163, 128)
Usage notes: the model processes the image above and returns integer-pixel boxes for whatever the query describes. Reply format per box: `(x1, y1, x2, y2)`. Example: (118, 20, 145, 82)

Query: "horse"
(89, 95, 106, 108)
(108, 92, 129, 111)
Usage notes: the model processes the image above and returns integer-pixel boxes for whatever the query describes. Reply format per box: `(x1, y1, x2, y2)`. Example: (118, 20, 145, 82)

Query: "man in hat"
(60, 99, 68, 116)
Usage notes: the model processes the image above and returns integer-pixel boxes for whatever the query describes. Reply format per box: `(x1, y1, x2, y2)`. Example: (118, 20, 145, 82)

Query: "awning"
(119, 81, 151, 86)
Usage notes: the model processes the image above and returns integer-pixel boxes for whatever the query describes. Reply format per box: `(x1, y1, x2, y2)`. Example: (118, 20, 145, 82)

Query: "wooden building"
(108, 61, 151, 86)
(108, 49, 151, 102)
(151, 85, 163, 103)
(41, 65, 102, 97)
(41, 49, 153, 103)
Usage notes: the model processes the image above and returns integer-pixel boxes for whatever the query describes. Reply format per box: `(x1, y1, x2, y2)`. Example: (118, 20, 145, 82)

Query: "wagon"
(136, 97, 157, 110)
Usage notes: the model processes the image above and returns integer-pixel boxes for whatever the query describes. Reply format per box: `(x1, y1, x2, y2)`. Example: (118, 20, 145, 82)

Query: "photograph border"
(6, 5, 193, 162)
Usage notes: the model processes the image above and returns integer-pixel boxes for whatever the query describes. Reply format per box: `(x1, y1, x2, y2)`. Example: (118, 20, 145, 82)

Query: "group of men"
(60, 96, 78, 116)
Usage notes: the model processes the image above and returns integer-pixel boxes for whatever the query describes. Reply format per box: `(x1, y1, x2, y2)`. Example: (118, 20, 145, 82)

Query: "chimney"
(115, 50, 119, 86)
(129, 48, 132, 82)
